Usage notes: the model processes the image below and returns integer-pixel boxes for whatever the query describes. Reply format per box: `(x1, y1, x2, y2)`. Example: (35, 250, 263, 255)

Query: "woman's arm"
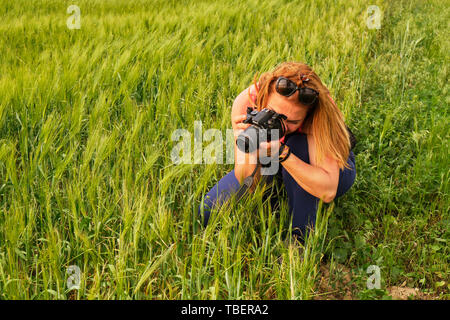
(231, 87, 260, 185)
(279, 149, 340, 203)
(260, 133, 340, 203)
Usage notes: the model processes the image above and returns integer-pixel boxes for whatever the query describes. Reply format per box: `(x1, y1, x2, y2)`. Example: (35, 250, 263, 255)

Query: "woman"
(198, 62, 356, 242)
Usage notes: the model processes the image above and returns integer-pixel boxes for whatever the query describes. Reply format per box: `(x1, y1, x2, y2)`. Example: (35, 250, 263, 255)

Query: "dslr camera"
(236, 107, 287, 153)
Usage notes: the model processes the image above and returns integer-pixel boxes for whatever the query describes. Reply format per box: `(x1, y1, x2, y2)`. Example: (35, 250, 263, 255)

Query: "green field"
(0, 0, 448, 299)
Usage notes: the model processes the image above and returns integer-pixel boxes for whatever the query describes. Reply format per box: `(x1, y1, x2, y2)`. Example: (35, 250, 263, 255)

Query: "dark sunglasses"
(275, 77, 319, 107)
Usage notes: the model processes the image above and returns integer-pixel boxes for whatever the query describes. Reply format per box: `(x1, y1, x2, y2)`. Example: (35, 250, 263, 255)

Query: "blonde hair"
(248, 61, 352, 170)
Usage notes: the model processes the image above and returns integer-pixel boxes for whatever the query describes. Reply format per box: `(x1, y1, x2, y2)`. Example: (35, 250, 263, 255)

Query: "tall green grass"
(0, 0, 448, 299)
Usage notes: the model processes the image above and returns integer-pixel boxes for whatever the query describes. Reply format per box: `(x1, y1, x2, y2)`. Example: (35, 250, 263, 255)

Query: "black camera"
(236, 107, 287, 153)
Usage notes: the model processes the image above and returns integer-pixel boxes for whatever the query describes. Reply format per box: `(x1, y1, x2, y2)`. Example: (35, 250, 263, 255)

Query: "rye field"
(0, 0, 448, 299)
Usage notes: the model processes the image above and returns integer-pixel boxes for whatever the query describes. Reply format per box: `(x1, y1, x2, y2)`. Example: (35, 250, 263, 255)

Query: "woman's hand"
(232, 113, 251, 139)
(259, 139, 282, 159)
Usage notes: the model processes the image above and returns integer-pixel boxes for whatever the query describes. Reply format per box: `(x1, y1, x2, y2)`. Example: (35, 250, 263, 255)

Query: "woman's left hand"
(258, 139, 282, 159)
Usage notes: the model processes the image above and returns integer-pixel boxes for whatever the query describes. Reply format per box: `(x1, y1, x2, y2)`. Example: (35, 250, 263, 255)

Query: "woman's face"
(265, 91, 309, 134)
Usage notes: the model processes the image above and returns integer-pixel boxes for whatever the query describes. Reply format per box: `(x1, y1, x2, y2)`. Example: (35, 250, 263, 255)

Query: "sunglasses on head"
(275, 77, 319, 107)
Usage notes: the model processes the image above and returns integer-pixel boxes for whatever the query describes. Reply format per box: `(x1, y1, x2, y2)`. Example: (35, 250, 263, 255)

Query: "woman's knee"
(198, 170, 241, 226)
(281, 165, 319, 239)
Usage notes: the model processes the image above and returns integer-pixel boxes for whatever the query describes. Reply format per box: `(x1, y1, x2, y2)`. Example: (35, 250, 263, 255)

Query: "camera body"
(236, 107, 287, 153)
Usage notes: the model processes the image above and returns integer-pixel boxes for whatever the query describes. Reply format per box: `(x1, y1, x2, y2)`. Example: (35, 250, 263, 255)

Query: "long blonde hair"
(248, 61, 352, 170)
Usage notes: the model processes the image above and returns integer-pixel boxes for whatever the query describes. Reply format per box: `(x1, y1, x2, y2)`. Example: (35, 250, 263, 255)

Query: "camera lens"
(236, 126, 259, 153)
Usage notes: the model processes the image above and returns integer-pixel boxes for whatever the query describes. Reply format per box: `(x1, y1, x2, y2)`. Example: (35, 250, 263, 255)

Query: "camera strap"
(234, 148, 282, 202)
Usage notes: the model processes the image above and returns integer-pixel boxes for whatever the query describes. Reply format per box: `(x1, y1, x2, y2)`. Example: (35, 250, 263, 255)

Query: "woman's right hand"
(232, 113, 252, 138)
